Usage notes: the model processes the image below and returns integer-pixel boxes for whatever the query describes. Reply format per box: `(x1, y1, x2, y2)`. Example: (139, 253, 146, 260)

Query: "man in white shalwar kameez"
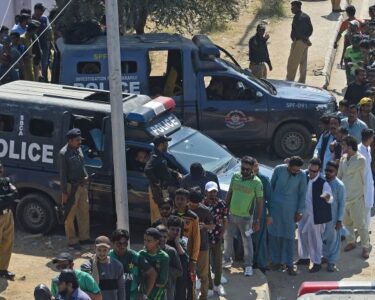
(297, 158, 333, 273)
(358, 128, 374, 227)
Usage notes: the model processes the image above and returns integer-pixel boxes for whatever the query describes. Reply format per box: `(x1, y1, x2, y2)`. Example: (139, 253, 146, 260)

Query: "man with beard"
(81, 236, 125, 300)
(314, 115, 340, 172)
(296, 158, 333, 273)
(322, 161, 346, 272)
(341, 104, 368, 143)
(338, 136, 370, 258)
(268, 156, 307, 276)
(55, 270, 90, 300)
(223, 156, 264, 277)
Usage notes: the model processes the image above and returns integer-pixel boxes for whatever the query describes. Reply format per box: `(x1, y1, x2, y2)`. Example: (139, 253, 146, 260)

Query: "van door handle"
(204, 107, 218, 112)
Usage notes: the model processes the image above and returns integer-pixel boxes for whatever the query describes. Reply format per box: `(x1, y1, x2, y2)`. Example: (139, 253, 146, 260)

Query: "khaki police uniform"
(59, 135, 90, 246)
(0, 177, 16, 273)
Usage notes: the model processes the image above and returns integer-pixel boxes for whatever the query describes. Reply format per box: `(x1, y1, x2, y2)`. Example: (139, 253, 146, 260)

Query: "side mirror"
(256, 91, 263, 98)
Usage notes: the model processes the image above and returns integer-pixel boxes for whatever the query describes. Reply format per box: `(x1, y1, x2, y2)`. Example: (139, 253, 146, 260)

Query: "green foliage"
(55, 0, 245, 34)
(258, 0, 286, 18)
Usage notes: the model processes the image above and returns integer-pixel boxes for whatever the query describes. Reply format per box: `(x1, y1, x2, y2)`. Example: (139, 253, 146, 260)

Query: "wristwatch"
(142, 295, 149, 300)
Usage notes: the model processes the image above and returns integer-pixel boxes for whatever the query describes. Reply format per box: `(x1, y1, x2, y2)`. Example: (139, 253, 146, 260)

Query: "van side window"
(147, 50, 183, 97)
(29, 119, 54, 137)
(77, 62, 101, 74)
(0, 114, 14, 132)
(121, 61, 137, 74)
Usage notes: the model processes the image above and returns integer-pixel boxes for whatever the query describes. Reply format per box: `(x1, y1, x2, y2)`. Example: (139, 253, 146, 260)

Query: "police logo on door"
(225, 110, 247, 129)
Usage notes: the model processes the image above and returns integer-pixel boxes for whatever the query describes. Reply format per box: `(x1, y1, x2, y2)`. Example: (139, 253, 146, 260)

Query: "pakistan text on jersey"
(0, 139, 54, 164)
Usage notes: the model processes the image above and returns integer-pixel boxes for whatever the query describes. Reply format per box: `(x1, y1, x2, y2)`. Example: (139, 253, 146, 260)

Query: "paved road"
(263, 0, 375, 299)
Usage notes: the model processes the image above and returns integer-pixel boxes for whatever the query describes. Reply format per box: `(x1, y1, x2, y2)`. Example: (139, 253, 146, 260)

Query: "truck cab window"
(29, 119, 54, 137)
(147, 49, 183, 97)
(205, 76, 256, 101)
(0, 114, 14, 132)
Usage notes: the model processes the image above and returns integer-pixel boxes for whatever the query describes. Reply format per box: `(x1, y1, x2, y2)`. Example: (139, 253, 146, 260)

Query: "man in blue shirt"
(55, 269, 91, 300)
(341, 104, 368, 143)
(322, 161, 346, 272)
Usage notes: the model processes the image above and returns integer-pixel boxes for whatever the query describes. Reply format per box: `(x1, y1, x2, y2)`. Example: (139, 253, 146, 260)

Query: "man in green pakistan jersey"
(138, 228, 169, 300)
(223, 156, 264, 277)
(50, 252, 102, 300)
(109, 229, 157, 300)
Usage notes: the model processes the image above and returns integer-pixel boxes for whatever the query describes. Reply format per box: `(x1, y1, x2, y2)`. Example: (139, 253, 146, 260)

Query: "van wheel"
(16, 193, 56, 234)
(273, 123, 311, 158)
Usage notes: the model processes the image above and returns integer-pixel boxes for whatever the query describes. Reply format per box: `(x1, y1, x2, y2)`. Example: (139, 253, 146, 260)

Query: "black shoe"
(327, 263, 335, 272)
(286, 265, 297, 276)
(80, 239, 94, 245)
(0, 270, 15, 280)
(309, 264, 321, 273)
(295, 258, 310, 266)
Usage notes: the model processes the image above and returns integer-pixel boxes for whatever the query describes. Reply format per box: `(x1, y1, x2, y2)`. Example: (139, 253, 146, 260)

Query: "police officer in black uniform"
(0, 161, 17, 280)
(145, 135, 181, 223)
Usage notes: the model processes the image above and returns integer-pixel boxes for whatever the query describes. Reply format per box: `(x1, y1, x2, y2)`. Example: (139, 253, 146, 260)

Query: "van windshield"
(220, 59, 277, 95)
(169, 131, 236, 174)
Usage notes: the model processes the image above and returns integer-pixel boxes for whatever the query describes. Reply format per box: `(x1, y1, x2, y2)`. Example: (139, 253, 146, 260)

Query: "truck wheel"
(273, 123, 311, 158)
(16, 193, 56, 234)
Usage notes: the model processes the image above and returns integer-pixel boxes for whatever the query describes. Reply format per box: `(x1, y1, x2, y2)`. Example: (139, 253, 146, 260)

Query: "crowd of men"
(0, 3, 51, 84)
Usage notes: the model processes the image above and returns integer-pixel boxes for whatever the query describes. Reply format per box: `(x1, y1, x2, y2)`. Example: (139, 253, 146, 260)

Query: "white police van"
(0, 80, 272, 233)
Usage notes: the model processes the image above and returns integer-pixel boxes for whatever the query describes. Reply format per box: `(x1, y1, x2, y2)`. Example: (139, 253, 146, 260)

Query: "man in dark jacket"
(145, 135, 181, 223)
(248, 23, 272, 79)
(286, 0, 313, 83)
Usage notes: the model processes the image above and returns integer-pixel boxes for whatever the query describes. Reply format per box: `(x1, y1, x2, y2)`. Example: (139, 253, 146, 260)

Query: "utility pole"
(104, 0, 129, 231)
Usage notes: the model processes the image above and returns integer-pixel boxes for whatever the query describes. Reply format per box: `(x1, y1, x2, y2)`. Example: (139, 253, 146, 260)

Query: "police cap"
(153, 135, 171, 146)
(52, 252, 74, 264)
(34, 283, 52, 300)
(66, 128, 82, 139)
(291, 0, 302, 7)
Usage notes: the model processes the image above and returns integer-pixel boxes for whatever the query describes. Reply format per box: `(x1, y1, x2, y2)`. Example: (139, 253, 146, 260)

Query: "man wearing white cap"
(204, 181, 228, 296)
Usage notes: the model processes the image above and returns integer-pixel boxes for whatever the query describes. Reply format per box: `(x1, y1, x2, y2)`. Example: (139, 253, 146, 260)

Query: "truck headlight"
(316, 104, 328, 111)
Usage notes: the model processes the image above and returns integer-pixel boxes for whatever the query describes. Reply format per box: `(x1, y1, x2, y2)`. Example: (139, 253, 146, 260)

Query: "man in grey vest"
(296, 158, 333, 273)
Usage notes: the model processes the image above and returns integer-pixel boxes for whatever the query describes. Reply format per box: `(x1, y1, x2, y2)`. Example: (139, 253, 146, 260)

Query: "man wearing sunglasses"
(297, 158, 333, 273)
(268, 156, 306, 276)
(223, 156, 264, 277)
(50, 252, 102, 300)
(322, 161, 346, 272)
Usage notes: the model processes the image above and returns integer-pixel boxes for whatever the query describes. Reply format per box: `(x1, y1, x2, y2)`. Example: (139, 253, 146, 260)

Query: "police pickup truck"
(0, 80, 272, 234)
(52, 33, 336, 158)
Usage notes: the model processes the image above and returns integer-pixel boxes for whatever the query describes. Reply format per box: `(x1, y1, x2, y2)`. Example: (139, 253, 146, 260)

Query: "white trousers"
(298, 223, 325, 264)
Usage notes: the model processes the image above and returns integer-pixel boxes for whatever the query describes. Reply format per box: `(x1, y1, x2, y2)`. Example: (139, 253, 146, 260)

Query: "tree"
(55, 0, 245, 35)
